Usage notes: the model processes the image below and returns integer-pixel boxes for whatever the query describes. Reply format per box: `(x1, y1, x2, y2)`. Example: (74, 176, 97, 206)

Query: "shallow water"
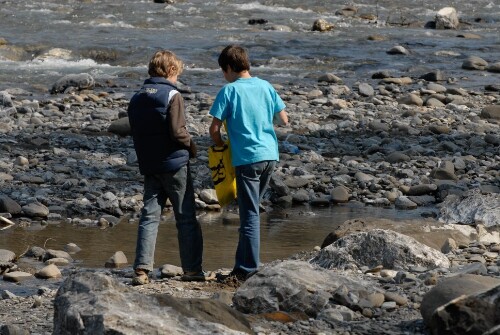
(0, 204, 436, 270)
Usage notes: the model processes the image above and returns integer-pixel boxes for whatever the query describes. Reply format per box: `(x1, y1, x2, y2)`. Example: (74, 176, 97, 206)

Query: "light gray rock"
(199, 189, 219, 204)
(21, 201, 49, 218)
(160, 264, 183, 278)
(51, 73, 95, 94)
(358, 83, 374, 97)
(438, 189, 500, 227)
(330, 186, 350, 203)
(43, 249, 73, 262)
(0, 249, 16, 263)
(318, 73, 343, 84)
(462, 56, 488, 70)
(233, 260, 371, 316)
(54, 272, 252, 335)
(105, 251, 128, 268)
(35, 264, 62, 279)
(312, 19, 334, 32)
(435, 7, 459, 29)
(397, 94, 423, 106)
(430, 161, 457, 180)
(3, 271, 33, 283)
(312, 229, 450, 271)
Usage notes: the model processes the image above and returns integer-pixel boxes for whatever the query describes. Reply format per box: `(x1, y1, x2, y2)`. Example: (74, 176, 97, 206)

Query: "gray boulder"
(420, 274, 500, 334)
(438, 189, 500, 227)
(54, 272, 252, 335)
(108, 117, 131, 136)
(312, 229, 450, 271)
(233, 260, 371, 316)
(51, 73, 95, 94)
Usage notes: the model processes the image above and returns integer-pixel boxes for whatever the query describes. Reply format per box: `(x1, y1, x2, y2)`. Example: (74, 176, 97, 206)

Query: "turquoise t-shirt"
(209, 77, 286, 166)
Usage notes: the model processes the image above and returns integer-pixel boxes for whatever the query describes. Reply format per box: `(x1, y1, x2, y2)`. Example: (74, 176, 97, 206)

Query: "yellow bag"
(208, 141, 237, 207)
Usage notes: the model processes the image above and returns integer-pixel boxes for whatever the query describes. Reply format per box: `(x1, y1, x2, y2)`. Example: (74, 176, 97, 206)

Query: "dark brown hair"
(148, 50, 183, 78)
(218, 45, 250, 73)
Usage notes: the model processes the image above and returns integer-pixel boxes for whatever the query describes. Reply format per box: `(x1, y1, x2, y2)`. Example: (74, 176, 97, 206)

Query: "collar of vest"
(144, 77, 178, 89)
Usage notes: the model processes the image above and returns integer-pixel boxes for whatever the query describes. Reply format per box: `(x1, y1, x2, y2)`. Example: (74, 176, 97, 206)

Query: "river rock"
(330, 186, 350, 203)
(3, 271, 33, 283)
(430, 161, 457, 180)
(312, 19, 334, 32)
(0, 195, 22, 215)
(386, 151, 410, 163)
(318, 73, 343, 83)
(50, 73, 95, 94)
(358, 83, 374, 97)
(0, 249, 15, 263)
(462, 56, 488, 70)
(43, 249, 73, 262)
(420, 71, 446, 82)
(420, 274, 500, 331)
(430, 284, 500, 335)
(312, 229, 450, 271)
(480, 105, 500, 120)
(233, 260, 371, 316)
(35, 264, 62, 279)
(104, 251, 128, 268)
(435, 7, 459, 29)
(438, 189, 500, 227)
(425, 98, 445, 108)
(387, 45, 410, 55)
(54, 272, 252, 334)
(486, 62, 500, 73)
(108, 117, 131, 136)
(397, 94, 423, 106)
(160, 264, 183, 278)
(405, 184, 437, 196)
(21, 201, 49, 218)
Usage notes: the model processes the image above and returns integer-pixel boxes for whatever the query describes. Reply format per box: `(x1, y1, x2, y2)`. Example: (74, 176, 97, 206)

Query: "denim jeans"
(134, 165, 203, 273)
(234, 160, 276, 274)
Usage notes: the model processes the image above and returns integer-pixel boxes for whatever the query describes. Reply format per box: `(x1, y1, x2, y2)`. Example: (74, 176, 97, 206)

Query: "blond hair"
(148, 50, 183, 78)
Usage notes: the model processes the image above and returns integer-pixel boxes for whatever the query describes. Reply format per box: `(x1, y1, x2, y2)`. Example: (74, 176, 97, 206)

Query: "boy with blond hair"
(128, 50, 206, 285)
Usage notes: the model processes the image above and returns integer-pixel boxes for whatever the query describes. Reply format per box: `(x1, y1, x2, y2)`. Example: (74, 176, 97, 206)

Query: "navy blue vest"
(128, 77, 189, 175)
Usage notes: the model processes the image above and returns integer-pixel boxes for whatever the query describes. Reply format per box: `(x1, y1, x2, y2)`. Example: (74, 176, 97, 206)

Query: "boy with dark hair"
(128, 50, 207, 285)
(209, 45, 288, 280)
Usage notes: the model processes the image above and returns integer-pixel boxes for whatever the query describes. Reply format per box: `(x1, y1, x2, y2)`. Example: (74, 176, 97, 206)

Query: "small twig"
(15, 245, 30, 261)
(43, 238, 55, 250)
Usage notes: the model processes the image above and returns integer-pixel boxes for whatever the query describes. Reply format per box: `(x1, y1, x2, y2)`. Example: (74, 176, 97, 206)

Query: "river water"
(0, 0, 499, 97)
(0, 1, 498, 269)
(0, 204, 435, 269)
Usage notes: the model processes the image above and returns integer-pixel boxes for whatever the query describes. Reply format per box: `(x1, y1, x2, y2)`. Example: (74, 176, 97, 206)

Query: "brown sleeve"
(168, 92, 191, 148)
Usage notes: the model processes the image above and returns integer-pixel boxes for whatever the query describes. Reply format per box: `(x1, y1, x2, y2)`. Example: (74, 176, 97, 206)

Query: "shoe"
(132, 269, 149, 286)
(181, 270, 216, 282)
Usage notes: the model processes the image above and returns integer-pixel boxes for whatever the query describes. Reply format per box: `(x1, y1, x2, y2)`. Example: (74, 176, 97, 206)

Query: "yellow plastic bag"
(208, 141, 237, 207)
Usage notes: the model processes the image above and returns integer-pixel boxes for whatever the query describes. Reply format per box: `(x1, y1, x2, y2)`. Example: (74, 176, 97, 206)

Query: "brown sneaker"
(132, 269, 149, 286)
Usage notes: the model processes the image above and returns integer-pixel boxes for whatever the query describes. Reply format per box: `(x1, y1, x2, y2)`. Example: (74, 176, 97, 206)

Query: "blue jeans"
(234, 160, 276, 274)
(134, 165, 203, 273)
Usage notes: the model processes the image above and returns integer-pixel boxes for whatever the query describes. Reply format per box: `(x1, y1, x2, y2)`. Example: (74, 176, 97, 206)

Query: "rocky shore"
(1, 30, 500, 333)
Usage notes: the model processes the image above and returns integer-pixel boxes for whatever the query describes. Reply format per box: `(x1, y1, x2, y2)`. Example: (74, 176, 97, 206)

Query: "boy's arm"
(168, 93, 196, 156)
(274, 109, 289, 126)
(209, 117, 225, 147)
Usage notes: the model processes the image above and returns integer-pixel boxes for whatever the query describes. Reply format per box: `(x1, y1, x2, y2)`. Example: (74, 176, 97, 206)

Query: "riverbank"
(1, 27, 500, 333)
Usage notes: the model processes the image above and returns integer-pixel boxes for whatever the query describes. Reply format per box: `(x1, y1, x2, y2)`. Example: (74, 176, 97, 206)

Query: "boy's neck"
(226, 69, 251, 82)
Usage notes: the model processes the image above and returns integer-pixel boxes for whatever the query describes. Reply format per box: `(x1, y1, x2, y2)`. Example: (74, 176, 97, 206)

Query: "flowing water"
(0, 0, 498, 269)
(0, 0, 499, 97)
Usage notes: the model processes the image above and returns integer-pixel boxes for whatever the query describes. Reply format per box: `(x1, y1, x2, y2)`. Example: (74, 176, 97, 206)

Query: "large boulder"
(312, 229, 450, 271)
(54, 272, 252, 334)
(438, 189, 500, 227)
(233, 260, 372, 316)
(421, 274, 500, 334)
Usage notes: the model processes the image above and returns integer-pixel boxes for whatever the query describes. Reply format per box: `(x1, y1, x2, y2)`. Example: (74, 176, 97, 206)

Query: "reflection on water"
(0, 204, 435, 270)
